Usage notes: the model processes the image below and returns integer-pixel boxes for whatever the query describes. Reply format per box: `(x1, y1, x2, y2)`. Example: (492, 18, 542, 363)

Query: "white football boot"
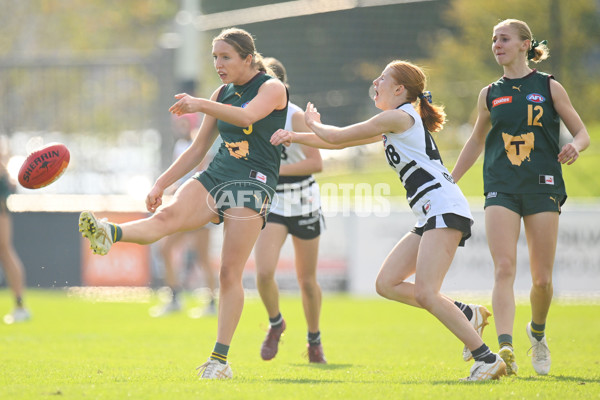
(196, 359, 233, 380)
(3, 307, 32, 324)
(527, 322, 551, 375)
(462, 305, 492, 361)
(79, 211, 113, 255)
(461, 353, 507, 381)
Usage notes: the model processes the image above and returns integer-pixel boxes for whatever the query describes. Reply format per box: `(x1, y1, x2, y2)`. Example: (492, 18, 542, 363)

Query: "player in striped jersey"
(255, 58, 326, 364)
(271, 60, 506, 381)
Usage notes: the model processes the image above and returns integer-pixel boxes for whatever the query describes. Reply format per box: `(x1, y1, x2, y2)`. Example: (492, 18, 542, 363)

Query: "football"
(18, 142, 70, 189)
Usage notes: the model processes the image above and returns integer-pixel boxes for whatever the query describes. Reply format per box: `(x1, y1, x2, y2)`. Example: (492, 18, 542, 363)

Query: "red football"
(18, 143, 70, 189)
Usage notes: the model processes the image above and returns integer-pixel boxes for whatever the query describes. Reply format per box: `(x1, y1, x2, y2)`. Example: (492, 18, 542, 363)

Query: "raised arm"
(279, 110, 323, 176)
(169, 79, 287, 127)
(451, 87, 490, 183)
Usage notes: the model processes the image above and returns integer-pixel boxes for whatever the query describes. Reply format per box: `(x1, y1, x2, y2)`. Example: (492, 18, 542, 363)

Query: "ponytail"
(417, 92, 446, 133)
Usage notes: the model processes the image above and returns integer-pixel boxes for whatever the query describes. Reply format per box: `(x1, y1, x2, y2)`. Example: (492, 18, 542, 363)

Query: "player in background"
(150, 112, 219, 318)
(255, 57, 326, 363)
(451, 19, 590, 376)
(0, 160, 31, 324)
(271, 60, 506, 381)
(79, 27, 288, 379)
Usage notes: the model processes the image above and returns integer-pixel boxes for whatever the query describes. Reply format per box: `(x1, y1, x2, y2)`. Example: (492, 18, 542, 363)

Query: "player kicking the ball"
(80, 27, 288, 380)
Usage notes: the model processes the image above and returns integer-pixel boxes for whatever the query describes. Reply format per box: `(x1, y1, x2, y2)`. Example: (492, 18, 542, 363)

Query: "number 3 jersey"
(383, 103, 472, 227)
(484, 70, 565, 198)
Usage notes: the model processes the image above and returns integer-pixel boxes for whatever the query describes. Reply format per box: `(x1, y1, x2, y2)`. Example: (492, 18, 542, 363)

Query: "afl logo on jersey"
(526, 93, 545, 103)
(241, 102, 250, 108)
(382, 134, 388, 145)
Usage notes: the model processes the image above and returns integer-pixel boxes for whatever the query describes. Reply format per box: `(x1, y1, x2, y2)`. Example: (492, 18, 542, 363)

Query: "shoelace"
(527, 341, 550, 361)
(196, 361, 217, 377)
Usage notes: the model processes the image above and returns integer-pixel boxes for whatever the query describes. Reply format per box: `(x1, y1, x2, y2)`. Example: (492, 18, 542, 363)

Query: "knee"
(413, 285, 435, 311)
(375, 276, 390, 298)
(255, 268, 274, 286)
(494, 258, 517, 283)
(531, 274, 552, 290)
(218, 265, 242, 288)
(297, 275, 319, 294)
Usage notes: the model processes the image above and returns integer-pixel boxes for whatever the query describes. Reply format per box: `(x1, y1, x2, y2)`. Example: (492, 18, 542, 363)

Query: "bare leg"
(486, 206, 521, 340)
(121, 180, 218, 244)
(413, 228, 484, 351)
(215, 208, 263, 345)
(523, 212, 558, 325)
(0, 213, 25, 304)
(192, 227, 217, 296)
(254, 223, 288, 318)
(292, 235, 321, 333)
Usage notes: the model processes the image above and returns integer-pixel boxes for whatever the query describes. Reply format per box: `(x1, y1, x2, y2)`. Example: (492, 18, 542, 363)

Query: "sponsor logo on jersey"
(250, 169, 267, 183)
(492, 96, 512, 107)
(442, 172, 454, 184)
(539, 175, 554, 185)
(486, 192, 498, 199)
(422, 200, 431, 215)
(526, 93, 545, 103)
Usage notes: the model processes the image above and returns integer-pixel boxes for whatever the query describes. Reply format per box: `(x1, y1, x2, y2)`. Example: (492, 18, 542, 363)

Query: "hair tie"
(528, 39, 547, 60)
(419, 91, 432, 104)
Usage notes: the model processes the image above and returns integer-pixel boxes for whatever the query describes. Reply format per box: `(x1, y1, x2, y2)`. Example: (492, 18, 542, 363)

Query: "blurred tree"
(423, 0, 600, 129)
(0, 0, 177, 56)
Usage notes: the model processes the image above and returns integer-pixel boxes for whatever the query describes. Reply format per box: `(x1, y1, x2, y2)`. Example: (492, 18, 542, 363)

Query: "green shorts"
(484, 192, 565, 216)
(194, 170, 274, 227)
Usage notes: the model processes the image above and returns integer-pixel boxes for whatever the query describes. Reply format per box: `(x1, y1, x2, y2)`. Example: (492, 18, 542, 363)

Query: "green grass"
(1, 290, 599, 399)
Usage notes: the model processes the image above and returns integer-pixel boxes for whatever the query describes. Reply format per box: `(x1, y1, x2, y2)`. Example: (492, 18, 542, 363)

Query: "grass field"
(1, 290, 599, 399)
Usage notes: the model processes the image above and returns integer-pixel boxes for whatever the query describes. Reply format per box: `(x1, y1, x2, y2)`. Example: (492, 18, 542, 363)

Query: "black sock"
(471, 344, 497, 364)
(15, 296, 23, 308)
(269, 313, 283, 329)
(210, 342, 229, 365)
(307, 331, 321, 345)
(454, 301, 473, 321)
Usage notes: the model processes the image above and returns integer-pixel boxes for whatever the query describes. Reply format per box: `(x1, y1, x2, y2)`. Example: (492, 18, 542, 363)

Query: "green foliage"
(1, 290, 599, 399)
(423, 0, 600, 127)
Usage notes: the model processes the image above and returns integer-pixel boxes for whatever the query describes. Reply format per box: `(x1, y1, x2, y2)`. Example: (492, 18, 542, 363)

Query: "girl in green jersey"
(79, 28, 288, 380)
(452, 19, 590, 376)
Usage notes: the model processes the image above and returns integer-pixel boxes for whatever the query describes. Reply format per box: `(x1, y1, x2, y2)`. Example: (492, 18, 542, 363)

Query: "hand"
(169, 93, 200, 116)
(304, 102, 321, 127)
(557, 142, 580, 165)
(271, 129, 293, 146)
(145, 184, 164, 213)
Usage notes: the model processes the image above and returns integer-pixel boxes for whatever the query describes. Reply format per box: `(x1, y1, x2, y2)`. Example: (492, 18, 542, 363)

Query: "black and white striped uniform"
(382, 103, 473, 228)
(270, 102, 321, 218)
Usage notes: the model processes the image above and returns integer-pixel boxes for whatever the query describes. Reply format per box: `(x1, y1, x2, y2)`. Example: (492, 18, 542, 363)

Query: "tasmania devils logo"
(492, 96, 512, 107)
(526, 93, 546, 103)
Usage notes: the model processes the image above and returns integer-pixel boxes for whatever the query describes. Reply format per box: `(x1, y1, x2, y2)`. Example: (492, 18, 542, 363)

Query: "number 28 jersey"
(383, 103, 473, 227)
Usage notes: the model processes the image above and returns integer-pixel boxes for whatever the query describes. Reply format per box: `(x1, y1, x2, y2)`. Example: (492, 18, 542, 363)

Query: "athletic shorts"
(411, 213, 472, 247)
(194, 170, 274, 228)
(266, 209, 324, 240)
(484, 192, 564, 216)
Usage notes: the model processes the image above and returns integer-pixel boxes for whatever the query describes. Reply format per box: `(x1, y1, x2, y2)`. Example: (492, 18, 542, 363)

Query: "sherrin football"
(18, 142, 70, 189)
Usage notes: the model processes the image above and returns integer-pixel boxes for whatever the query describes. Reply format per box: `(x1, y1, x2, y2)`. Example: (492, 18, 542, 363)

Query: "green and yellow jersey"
(206, 72, 287, 192)
(484, 70, 565, 199)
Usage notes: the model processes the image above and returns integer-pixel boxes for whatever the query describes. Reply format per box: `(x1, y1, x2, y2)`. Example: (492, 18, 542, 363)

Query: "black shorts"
(266, 209, 324, 240)
(410, 213, 472, 247)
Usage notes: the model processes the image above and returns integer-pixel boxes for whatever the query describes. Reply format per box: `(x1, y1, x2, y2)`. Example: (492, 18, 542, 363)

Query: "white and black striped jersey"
(271, 102, 321, 217)
(382, 103, 473, 227)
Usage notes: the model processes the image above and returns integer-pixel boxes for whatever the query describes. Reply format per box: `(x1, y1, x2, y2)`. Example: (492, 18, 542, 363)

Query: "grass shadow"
(289, 363, 354, 370)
